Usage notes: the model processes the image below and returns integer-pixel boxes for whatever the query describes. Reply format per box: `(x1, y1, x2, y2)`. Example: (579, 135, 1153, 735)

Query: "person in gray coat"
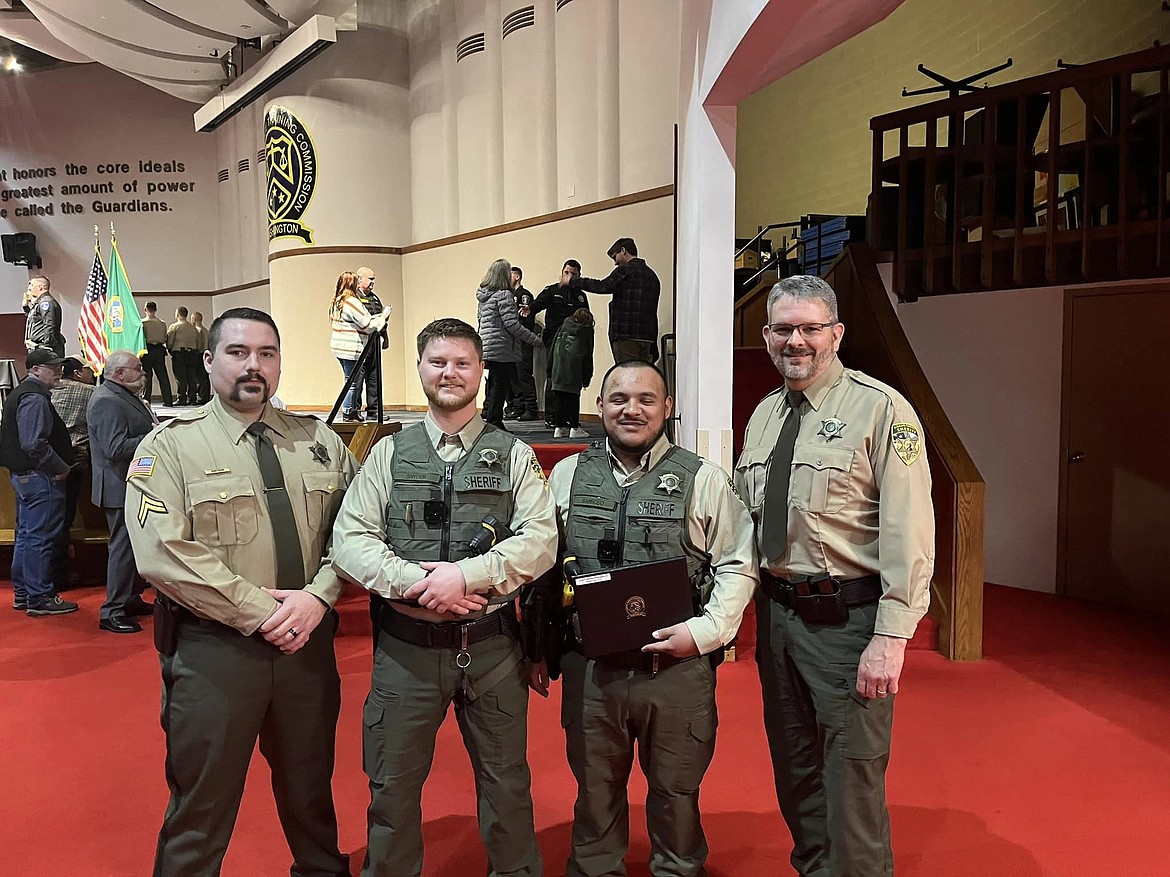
(476, 259, 542, 428)
(87, 349, 158, 633)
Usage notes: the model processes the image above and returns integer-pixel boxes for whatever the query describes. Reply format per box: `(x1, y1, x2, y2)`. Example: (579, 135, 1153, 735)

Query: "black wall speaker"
(1, 232, 42, 269)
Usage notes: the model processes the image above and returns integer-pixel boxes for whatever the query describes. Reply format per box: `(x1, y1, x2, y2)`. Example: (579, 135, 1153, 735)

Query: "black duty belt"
(565, 640, 717, 675)
(378, 599, 518, 649)
(759, 570, 882, 609)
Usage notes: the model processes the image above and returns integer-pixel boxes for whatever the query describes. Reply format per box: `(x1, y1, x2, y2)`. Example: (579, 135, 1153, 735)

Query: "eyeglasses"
(764, 321, 838, 339)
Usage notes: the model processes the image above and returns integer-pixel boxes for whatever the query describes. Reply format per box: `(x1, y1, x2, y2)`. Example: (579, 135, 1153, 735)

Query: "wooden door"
(1059, 285, 1170, 612)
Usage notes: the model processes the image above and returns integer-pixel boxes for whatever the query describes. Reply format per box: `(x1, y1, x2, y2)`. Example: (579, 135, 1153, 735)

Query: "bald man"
(354, 266, 389, 422)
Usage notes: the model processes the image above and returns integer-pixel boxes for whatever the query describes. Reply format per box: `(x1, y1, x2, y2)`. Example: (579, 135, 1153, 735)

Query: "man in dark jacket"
(0, 347, 77, 616)
(23, 277, 66, 357)
(504, 266, 540, 421)
(87, 349, 158, 633)
(530, 260, 589, 425)
(574, 238, 660, 365)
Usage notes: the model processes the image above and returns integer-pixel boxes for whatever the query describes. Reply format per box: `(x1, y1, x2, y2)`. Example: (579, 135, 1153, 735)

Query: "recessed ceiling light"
(241, 25, 252, 29)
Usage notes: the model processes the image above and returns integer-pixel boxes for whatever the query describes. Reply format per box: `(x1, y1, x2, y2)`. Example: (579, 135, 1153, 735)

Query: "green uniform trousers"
(154, 613, 346, 877)
(560, 649, 718, 877)
(755, 596, 895, 877)
(361, 626, 540, 877)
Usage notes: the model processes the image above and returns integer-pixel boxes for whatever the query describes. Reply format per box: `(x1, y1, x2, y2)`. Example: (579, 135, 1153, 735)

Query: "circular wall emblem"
(625, 596, 646, 620)
(265, 105, 317, 244)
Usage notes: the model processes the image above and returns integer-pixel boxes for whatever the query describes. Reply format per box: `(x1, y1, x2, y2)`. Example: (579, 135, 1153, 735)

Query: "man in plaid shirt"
(49, 357, 96, 590)
(574, 237, 661, 365)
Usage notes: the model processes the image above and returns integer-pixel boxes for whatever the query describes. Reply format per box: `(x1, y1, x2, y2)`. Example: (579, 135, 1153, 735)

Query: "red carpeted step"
(531, 442, 588, 474)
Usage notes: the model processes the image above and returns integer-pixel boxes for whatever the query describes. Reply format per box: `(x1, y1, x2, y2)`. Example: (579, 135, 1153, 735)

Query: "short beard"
(424, 383, 477, 412)
(771, 346, 835, 383)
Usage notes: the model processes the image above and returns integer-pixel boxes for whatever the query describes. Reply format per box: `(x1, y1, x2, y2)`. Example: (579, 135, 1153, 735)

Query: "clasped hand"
(259, 589, 327, 655)
(404, 562, 488, 615)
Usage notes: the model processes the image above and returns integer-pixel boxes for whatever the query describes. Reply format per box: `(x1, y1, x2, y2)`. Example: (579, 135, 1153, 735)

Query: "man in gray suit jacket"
(87, 349, 158, 633)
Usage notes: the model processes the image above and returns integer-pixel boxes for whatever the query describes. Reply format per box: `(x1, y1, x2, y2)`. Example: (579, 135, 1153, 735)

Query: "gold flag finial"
(110, 221, 117, 244)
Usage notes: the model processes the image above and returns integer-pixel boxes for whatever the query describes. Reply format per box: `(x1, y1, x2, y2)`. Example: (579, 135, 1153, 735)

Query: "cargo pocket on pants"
(362, 693, 397, 779)
(842, 687, 893, 760)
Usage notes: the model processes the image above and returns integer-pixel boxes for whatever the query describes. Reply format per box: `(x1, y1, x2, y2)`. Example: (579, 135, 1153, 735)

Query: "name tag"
(634, 499, 679, 518)
(460, 473, 504, 492)
(577, 495, 613, 511)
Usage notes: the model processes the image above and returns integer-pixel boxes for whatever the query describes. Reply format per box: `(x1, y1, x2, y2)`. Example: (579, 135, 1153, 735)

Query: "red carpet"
(2, 583, 1168, 876)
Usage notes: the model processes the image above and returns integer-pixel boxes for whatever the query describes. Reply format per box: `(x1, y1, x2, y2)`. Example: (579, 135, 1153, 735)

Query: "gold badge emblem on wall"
(265, 106, 318, 244)
(891, 421, 922, 466)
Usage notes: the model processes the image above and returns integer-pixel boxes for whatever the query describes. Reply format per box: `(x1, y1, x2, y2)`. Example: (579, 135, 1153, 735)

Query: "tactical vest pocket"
(302, 471, 345, 531)
(790, 445, 855, 514)
(188, 476, 259, 546)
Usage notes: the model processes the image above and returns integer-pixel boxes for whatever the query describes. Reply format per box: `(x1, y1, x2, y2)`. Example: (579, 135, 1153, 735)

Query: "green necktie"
(247, 421, 306, 589)
(760, 390, 805, 564)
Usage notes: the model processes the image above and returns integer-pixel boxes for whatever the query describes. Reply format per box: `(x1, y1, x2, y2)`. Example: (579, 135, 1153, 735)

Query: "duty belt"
(565, 641, 720, 676)
(759, 570, 882, 609)
(377, 599, 518, 649)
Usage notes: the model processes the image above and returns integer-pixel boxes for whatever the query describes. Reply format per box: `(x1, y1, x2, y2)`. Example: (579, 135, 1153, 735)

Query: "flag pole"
(93, 224, 100, 252)
(110, 221, 117, 246)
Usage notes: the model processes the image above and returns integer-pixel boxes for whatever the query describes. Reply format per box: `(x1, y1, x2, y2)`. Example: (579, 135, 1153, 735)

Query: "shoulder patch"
(137, 495, 167, 526)
(529, 452, 548, 484)
(38, 300, 52, 313)
(127, 456, 155, 478)
(891, 422, 922, 466)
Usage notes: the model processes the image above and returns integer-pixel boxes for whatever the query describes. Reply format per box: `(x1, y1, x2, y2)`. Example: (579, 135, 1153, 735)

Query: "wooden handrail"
(824, 244, 985, 659)
(871, 42, 1170, 131)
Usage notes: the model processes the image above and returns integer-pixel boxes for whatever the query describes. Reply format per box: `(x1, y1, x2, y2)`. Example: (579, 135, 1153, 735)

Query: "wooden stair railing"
(731, 246, 985, 660)
(825, 244, 984, 660)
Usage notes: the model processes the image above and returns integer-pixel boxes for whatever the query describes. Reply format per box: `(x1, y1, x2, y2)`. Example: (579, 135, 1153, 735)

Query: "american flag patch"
(128, 456, 156, 478)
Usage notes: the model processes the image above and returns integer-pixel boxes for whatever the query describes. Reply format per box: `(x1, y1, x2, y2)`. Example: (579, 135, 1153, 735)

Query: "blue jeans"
(338, 357, 360, 415)
(10, 471, 67, 607)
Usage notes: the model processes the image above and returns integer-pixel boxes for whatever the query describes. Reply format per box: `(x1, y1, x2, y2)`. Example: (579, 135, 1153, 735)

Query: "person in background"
(141, 301, 173, 407)
(529, 260, 589, 427)
(330, 270, 390, 422)
(355, 267, 389, 423)
(192, 311, 211, 405)
(548, 308, 594, 439)
(504, 265, 539, 421)
(476, 259, 542, 429)
(24, 276, 65, 357)
(48, 356, 96, 594)
(166, 306, 200, 406)
(573, 238, 660, 365)
(0, 348, 77, 616)
(86, 349, 157, 634)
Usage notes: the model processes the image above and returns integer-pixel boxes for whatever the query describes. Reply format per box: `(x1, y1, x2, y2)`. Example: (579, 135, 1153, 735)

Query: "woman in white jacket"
(329, 270, 389, 421)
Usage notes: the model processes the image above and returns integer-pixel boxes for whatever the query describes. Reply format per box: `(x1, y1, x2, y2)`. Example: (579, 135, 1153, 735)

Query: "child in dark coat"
(549, 308, 594, 438)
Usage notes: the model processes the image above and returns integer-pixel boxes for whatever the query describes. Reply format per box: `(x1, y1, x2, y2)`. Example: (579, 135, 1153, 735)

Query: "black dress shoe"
(99, 615, 143, 634)
(123, 597, 154, 617)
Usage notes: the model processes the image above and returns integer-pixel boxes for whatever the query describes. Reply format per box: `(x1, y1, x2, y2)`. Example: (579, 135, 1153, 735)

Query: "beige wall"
(736, 0, 1169, 237)
(212, 284, 271, 317)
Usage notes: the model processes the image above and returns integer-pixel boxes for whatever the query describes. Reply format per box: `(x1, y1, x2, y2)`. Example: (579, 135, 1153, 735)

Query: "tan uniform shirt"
(550, 434, 759, 656)
(125, 396, 357, 636)
(195, 325, 209, 352)
(143, 315, 168, 346)
(166, 319, 199, 351)
(331, 412, 558, 624)
(734, 357, 934, 639)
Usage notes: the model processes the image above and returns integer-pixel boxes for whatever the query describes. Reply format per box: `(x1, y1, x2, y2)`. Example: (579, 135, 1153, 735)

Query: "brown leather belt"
(377, 599, 518, 649)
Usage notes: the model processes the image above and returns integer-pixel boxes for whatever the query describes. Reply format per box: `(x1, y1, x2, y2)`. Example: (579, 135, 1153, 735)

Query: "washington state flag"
(104, 238, 146, 357)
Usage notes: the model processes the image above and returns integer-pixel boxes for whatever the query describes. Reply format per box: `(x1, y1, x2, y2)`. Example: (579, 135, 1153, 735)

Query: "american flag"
(78, 246, 109, 374)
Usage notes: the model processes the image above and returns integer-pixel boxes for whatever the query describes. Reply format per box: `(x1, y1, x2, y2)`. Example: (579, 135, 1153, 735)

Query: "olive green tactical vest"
(565, 443, 713, 604)
(382, 423, 517, 562)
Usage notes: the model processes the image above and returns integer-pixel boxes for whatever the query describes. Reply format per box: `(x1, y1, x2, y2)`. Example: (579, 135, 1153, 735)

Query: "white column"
(596, 0, 620, 199)
(534, 0, 558, 214)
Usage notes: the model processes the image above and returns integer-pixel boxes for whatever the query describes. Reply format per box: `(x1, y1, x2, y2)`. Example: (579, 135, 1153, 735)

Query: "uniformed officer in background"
(23, 276, 65, 356)
(735, 275, 934, 877)
(166, 306, 200, 405)
(126, 307, 356, 877)
(531, 360, 757, 877)
(141, 301, 174, 407)
(331, 317, 558, 877)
